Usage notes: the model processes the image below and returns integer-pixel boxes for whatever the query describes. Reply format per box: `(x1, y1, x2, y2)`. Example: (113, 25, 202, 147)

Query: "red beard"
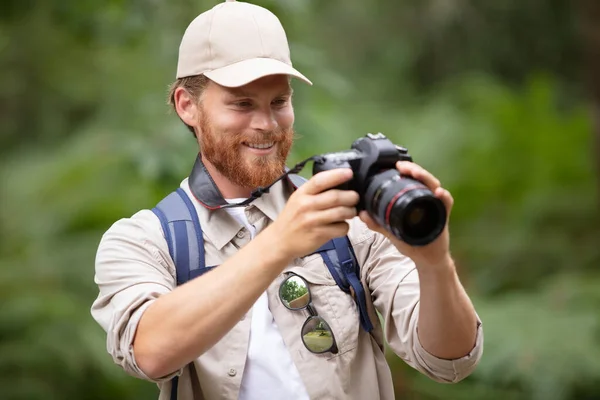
(198, 111, 294, 189)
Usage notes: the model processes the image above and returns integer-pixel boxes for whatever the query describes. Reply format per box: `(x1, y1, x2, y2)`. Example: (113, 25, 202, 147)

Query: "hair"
(167, 74, 210, 137)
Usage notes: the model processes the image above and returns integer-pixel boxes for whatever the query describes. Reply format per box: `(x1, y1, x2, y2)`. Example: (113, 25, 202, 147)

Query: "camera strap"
(188, 153, 319, 209)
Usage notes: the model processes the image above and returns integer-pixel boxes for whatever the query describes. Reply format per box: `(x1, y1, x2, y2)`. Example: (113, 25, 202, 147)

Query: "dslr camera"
(312, 133, 446, 246)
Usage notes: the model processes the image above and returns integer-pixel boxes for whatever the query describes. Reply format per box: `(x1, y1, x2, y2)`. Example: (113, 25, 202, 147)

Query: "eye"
(235, 100, 253, 108)
(272, 98, 288, 107)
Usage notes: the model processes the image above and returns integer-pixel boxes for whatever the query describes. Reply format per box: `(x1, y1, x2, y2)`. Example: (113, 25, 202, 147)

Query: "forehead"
(210, 75, 292, 97)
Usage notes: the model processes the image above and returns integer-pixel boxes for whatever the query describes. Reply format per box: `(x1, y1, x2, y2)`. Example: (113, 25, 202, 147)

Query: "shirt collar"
(252, 178, 293, 222)
(180, 178, 241, 250)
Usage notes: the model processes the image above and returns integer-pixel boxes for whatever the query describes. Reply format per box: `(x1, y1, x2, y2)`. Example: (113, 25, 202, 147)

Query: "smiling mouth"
(243, 141, 275, 150)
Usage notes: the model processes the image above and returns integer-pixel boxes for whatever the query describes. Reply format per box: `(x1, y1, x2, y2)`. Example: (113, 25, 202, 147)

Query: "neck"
(201, 158, 253, 199)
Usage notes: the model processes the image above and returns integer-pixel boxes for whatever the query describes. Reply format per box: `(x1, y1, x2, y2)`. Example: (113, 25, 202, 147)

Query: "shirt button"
(228, 368, 237, 377)
(236, 231, 245, 238)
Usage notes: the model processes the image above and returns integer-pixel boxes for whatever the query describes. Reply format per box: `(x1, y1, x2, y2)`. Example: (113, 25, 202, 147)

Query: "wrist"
(415, 253, 456, 279)
(254, 224, 295, 265)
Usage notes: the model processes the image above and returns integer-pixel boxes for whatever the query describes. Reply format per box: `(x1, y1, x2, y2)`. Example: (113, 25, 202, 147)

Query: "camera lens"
(364, 169, 446, 246)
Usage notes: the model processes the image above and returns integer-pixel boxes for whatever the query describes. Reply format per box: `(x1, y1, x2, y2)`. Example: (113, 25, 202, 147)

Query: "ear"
(173, 87, 200, 127)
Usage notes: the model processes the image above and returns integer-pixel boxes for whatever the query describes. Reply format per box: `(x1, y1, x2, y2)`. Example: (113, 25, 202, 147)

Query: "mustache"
(236, 127, 294, 143)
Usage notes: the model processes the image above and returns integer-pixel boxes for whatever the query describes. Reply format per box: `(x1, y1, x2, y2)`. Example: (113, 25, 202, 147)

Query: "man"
(91, 1, 484, 399)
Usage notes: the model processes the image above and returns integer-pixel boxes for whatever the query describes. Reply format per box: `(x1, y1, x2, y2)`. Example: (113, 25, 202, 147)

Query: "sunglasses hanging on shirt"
(279, 273, 339, 354)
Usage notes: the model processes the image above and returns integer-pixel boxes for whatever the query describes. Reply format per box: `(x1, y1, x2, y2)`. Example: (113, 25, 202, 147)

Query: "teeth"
(246, 142, 274, 149)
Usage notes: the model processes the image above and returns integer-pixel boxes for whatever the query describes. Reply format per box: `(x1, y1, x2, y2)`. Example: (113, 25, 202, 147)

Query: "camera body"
(312, 133, 446, 246)
(313, 132, 412, 211)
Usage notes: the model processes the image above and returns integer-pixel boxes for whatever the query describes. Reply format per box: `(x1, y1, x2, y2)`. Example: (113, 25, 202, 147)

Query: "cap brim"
(203, 57, 312, 88)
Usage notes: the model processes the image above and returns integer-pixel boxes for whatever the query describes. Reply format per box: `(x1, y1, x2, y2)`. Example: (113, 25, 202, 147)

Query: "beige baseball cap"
(176, 0, 312, 88)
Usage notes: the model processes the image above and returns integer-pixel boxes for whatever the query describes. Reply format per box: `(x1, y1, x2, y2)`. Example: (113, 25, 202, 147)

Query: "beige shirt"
(91, 178, 483, 400)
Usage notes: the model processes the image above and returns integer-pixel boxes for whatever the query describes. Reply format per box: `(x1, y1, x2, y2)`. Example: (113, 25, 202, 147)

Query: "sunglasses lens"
(301, 316, 335, 353)
(280, 275, 310, 310)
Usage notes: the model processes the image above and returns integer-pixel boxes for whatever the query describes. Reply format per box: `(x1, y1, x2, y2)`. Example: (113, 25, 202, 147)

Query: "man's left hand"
(358, 161, 453, 270)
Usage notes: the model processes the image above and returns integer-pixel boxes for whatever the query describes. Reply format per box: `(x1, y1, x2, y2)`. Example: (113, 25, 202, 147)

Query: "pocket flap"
(285, 265, 335, 286)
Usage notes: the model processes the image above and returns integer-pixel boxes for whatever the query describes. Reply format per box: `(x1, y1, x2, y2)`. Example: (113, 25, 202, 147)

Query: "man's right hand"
(265, 168, 359, 260)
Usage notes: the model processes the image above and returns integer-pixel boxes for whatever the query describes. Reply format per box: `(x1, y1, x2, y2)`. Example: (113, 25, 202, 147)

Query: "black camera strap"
(188, 154, 320, 210)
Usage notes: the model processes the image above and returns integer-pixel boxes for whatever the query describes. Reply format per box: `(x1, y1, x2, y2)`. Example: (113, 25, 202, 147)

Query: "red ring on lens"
(384, 184, 426, 227)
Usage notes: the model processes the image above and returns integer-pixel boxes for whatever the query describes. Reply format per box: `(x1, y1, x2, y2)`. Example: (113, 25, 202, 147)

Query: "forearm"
(133, 227, 289, 379)
(416, 256, 478, 360)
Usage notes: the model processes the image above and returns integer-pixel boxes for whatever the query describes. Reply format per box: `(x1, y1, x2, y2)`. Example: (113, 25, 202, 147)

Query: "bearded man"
(91, 1, 484, 399)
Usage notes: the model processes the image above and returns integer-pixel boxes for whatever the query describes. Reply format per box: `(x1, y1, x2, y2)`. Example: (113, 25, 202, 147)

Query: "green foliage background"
(1, 0, 599, 399)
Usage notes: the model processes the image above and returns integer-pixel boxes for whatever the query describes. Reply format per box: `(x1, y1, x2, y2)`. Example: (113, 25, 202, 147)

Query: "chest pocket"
(285, 254, 361, 358)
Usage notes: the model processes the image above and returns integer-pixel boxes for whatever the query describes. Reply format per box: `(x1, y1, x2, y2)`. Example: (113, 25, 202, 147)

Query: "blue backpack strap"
(315, 238, 374, 333)
(152, 188, 209, 285)
(170, 376, 179, 400)
(332, 237, 373, 332)
(289, 174, 374, 333)
(151, 187, 210, 400)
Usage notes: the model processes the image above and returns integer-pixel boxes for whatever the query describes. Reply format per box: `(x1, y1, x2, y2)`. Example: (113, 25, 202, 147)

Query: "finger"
(435, 187, 454, 216)
(299, 168, 353, 195)
(314, 206, 358, 225)
(319, 221, 350, 239)
(358, 211, 386, 235)
(396, 161, 441, 192)
(311, 189, 360, 210)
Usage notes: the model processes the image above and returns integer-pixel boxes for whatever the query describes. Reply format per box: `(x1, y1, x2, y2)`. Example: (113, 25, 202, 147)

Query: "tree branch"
(576, 0, 600, 197)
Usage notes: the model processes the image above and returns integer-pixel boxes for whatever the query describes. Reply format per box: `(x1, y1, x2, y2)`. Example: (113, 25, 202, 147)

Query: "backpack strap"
(288, 174, 374, 333)
(152, 188, 215, 285)
(312, 238, 374, 333)
(151, 187, 212, 400)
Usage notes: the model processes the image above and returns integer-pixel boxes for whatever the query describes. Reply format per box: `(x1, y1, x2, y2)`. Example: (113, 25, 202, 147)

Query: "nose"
(251, 109, 278, 132)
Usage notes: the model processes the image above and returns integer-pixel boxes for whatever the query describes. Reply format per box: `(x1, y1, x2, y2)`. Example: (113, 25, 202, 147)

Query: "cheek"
(213, 112, 251, 136)
(277, 107, 295, 129)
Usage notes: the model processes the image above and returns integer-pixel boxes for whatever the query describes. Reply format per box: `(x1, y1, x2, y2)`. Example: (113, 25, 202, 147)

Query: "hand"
(359, 161, 454, 269)
(266, 168, 360, 260)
